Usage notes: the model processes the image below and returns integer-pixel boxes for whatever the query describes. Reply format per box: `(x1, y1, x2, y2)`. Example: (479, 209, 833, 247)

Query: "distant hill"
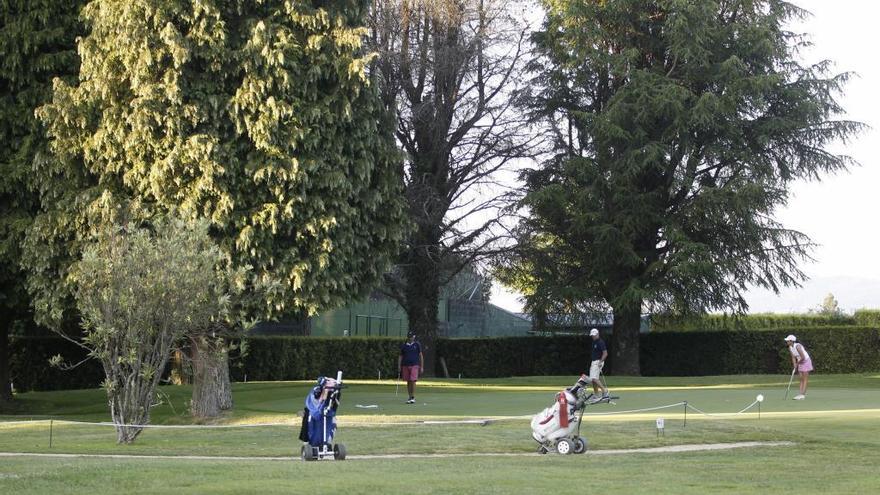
(744, 276, 880, 313)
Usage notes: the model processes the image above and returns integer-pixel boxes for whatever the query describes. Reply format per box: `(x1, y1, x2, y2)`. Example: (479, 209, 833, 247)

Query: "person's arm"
(419, 345, 424, 373)
(601, 349, 608, 363)
(397, 349, 402, 371)
(796, 344, 806, 362)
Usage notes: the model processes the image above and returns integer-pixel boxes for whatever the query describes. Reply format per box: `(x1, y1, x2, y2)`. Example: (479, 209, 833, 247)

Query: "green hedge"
(442, 327, 880, 377)
(10, 327, 880, 390)
(436, 336, 596, 378)
(854, 309, 880, 327)
(641, 326, 880, 375)
(9, 336, 104, 392)
(651, 313, 856, 331)
(231, 337, 403, 381)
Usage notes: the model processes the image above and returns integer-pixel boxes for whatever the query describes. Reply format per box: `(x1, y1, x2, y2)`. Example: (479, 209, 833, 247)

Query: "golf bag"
(530, 375, 593, 455)
(299, 371, 347, 461)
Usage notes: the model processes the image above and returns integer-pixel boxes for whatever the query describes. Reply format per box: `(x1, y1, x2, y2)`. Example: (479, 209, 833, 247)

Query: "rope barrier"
(0, 399, 763, 430)
(685, 399, 759, 417)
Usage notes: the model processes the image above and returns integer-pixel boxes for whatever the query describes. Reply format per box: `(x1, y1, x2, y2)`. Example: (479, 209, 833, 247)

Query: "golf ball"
(756, 394, 764, 402)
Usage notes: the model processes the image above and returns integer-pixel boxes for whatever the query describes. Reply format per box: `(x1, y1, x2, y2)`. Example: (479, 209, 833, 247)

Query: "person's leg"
(800, 372, 809, 395)
(407, 381, 415, 398)
(589, 361, 600, 394)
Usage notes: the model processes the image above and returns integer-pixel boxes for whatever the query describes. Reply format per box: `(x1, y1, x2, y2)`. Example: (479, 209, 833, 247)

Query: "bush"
(642, 326, 880, 375)
(854, 309, 880, 328)
(651, 313, 856, 332)
(9, 336, 104, 392)
(436, 336, 596, 378)
(442, 327, 880, 377)
(232, 337, 404, 381)
(12, 327, 880, 388)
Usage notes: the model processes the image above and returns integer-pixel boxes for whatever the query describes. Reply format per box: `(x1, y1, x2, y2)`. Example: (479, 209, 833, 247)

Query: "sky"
(490, 0, 880, 314)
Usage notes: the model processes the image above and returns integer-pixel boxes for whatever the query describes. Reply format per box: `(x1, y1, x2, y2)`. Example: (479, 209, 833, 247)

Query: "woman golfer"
(784, 334, 812, 400)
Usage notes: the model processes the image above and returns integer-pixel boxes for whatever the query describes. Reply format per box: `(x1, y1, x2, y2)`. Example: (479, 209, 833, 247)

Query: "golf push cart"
(530, 374, 619, 455)
(299, 371, 347, 461)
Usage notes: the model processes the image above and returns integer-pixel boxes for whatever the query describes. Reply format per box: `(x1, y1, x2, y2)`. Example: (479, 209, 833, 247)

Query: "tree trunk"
(217, 351, 233, 411)
(190, 336, 232, 418)
(403, 261, 440, 377)
(610, 299, 642, 375)
(107, 381, 152, 444)
(0, 314, 12, 402)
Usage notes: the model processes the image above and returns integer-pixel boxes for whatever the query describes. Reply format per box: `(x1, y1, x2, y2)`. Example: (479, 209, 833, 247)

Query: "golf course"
(1, 374, 878, 494)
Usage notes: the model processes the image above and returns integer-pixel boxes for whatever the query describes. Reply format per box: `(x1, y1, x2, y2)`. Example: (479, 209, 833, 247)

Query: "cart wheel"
(301, 445, 314, 461)
(556, 439, 572, 455)
(334, 443, 347, 461)
(573, 437, 587, 454)
(537, 445, 549, 455)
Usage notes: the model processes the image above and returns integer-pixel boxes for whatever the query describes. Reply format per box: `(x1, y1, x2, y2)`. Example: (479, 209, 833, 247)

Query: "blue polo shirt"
(400, 341, 422, 366)
(591, 338, 607, 361)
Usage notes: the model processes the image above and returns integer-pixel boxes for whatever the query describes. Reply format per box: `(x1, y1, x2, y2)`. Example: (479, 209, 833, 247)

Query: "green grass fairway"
(1, 374, 879, 494)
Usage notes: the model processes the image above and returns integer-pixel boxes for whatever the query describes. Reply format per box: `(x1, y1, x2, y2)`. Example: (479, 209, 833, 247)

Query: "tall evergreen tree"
(0, 0, 85, 403)
(503, 0, 861, 373)
(25, 0, 406, 414)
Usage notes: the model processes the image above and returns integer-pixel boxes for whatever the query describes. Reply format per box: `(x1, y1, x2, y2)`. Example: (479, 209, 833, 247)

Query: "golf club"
(783, 367, 796, 400)
(599, 369, 610, 396)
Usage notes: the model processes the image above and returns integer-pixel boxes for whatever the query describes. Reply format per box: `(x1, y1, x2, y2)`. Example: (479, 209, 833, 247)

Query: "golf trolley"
(530, 374, 619, 455)
(299, 371, 347, 461)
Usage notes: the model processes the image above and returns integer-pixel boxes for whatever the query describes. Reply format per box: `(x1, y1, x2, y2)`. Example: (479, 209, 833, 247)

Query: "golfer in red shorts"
(398, 332, 424, 404)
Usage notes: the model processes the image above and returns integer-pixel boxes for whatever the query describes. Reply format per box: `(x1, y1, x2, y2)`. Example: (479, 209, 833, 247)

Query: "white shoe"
(793, 394, 805, 400)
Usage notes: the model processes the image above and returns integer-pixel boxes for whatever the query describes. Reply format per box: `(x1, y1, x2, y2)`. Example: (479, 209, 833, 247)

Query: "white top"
(788, 343, 810, 362)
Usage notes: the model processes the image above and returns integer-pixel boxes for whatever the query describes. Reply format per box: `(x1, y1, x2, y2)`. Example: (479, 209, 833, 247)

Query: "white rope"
(0, 419, 293, 429)
(581, 401, 687, 416)
(0, 399, 762, 429)
(686, 399, 759, 417)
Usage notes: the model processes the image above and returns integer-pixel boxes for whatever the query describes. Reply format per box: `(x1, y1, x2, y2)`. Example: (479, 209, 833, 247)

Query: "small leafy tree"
(69, 216, 238, 443)
(813, 293, 843, 317)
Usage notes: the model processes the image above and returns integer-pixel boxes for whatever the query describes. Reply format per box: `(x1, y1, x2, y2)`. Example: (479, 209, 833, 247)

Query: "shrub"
(641, 326, 880, 375)
(12, 327, 880, 387)
(854, 309, 880, 328)
(651, 313, 856, 332)
(232, 337, 404, 381)
(9, 336, 104, 392)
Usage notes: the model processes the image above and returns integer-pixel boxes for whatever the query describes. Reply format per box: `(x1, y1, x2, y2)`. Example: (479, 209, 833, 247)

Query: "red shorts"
(401, 365, 420, 382)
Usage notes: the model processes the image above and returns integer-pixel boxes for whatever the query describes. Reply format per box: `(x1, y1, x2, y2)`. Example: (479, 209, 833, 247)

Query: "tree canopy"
(501, 0, 861, 373)
(25, 0, 407, 327)
(0, 0, 86, 401)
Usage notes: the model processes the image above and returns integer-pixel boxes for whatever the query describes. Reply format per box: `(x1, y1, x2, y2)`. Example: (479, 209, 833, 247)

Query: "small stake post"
(49, 420, 53, 449)
(758, 401, 761, 420)
(683, 401, 687, 427)
(656, 417, 665, 437)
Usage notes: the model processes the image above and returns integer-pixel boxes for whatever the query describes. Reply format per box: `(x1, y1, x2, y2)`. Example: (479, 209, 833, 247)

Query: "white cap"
(589, 328, 599, 337)
(784, 334, 797, 342)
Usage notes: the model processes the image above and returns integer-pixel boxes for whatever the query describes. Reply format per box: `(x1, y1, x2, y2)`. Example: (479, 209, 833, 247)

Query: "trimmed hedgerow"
(651, 313, 856, 332)
(11, 326, 880, 389)
(9, 336, 104, 392)
(854, 309, 880, 328)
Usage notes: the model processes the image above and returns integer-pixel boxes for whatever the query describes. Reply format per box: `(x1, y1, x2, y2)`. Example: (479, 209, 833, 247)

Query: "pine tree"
(25, 0, 406, 414)
(0, 0, 86, 402)
(503, 0, 861, 374)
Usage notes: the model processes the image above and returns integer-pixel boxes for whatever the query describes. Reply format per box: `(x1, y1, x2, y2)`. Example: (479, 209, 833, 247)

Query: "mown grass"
(1, 374, 878, 494)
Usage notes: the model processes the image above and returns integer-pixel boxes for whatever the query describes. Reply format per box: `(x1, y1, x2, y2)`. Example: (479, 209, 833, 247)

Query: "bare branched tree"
(368, 0, 538, 371)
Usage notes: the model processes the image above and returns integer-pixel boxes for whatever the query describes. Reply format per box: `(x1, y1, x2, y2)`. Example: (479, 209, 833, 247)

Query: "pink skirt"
(798, 358, 813, 373)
